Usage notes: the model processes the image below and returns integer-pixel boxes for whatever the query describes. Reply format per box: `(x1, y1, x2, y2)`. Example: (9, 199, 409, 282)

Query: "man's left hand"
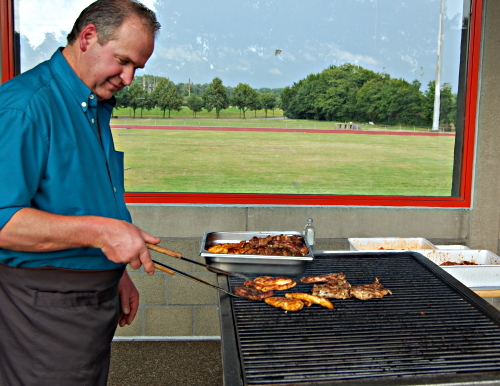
(117, 270, 139, 327)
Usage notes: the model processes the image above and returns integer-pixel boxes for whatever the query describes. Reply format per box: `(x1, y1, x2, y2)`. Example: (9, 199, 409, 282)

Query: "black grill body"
(218, 252, 500, 386)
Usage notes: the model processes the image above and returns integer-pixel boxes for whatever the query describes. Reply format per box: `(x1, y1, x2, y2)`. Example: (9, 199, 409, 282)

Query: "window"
(1, 0, 480, 207)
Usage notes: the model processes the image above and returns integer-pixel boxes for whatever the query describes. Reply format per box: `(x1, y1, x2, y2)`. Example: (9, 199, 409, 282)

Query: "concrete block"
(315, 240, 349, 251)
(158, 239, 196, 259)
(168, 273, 219, 305)
(195, 307, 221, 336)
(128, 205, 248, 237)
(247, 206, 469, 240)
(144, 307, 193, 336)
(129, 272, 167, 305)
(151, 249, 192, 271)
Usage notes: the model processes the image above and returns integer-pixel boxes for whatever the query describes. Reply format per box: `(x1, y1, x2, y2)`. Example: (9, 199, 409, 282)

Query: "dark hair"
(66, 0, 161, 45)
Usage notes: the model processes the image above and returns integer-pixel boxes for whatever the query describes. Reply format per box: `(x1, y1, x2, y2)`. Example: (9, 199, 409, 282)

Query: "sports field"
(112, 124, 455, 196)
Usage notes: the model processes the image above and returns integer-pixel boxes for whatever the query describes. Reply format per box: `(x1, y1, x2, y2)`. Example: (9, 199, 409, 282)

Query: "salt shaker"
(304, 218, 315, 251)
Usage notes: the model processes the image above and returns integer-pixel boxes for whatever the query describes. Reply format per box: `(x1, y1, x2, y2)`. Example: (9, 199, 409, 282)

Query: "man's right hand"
(0, 208, 160, 274)
(96, 218, 160, 274)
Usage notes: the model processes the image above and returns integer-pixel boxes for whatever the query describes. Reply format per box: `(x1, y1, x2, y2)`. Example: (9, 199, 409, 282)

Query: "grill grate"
(222, 252, 500, 385)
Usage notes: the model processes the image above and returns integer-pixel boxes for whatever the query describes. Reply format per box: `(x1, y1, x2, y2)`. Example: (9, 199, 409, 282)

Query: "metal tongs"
(146, 243, 250, 298)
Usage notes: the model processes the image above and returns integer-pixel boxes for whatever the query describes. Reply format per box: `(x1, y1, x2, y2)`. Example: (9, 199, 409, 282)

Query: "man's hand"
(97, 219, 161, 275)
(0, 208, 161, 274)
(117, 270, 139, 327)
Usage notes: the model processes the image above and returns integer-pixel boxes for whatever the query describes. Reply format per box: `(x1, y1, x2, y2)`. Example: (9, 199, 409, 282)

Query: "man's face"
(82, 17, 155, 100)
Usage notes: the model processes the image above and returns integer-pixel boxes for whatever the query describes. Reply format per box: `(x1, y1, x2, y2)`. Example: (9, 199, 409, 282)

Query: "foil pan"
(200, 231, 313, 275)
(416, 249, 500, 288)
(348, 237, 436, 251)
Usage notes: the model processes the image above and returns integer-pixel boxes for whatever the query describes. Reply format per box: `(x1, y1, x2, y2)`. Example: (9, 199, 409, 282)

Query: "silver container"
(200, 231, 313, 275)
(348, 237, 437, 251)
(416, 249, 500, 288)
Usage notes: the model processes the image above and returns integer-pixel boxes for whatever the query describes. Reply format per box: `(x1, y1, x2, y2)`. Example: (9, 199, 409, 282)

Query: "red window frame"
(1, 0, 481, 207)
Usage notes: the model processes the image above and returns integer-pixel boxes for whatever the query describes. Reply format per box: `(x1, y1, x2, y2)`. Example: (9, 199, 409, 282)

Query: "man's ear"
(78, 24, 98, 52)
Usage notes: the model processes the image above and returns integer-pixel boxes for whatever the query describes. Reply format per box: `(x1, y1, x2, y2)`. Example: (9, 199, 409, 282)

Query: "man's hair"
(66, 0, 161, 45)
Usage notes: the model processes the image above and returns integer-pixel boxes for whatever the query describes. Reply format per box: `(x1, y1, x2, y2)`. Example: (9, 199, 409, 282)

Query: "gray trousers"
(0, 263, 124, 386)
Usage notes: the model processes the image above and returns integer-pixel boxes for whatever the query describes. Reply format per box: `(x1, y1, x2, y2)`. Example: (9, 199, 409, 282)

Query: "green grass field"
(112, 125, 455, 196)
(114, 106, 284, 120)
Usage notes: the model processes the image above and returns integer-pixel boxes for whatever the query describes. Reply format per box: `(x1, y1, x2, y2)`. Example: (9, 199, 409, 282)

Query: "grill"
(217, 252, 500, 386)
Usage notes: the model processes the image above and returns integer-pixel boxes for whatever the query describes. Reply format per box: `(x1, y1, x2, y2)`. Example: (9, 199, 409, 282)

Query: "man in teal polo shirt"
(0, 0, 161, 384)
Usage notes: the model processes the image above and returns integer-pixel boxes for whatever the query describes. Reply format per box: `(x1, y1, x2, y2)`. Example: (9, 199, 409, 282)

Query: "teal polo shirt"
(0, 48, 130, 270)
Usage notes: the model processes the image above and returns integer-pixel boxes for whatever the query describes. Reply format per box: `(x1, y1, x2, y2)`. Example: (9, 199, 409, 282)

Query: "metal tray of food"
(415, 249, 500, 288)
(348, 237, 437, 251)
(200, 231, 313, 275)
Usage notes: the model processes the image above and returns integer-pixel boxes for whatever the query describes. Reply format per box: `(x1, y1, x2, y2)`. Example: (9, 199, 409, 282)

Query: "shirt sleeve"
(0, 108, 48, 229)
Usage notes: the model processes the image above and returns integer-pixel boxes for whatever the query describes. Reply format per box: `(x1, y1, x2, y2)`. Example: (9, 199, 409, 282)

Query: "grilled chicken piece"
(312, 279, 352, 299)
(244, 276, 297, 292)
(234, 286, 274, 301)
(285, 293, 334, 309)
(350, 277, 393, 300)
(265, 297, 304, 311)
(300, 272, 347, 283)
(207, 241, 246, 254)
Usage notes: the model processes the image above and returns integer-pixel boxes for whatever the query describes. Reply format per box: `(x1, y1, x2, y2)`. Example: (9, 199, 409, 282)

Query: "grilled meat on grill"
(312, 279, 352, 299)
(234, 286, 274, 301)
(301, 272, 347, 283)
(308, 273, 392, 301)
(285, 293, 334, 309)
(244, 276, 297, 292)
(350, 277, 393, 300)
(265, 296, 304, 311)
(206, 234, 309, 256)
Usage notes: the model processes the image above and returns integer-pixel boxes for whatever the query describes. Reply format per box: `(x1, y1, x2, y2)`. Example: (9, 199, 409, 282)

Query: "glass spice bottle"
(304, 218, 315, 251)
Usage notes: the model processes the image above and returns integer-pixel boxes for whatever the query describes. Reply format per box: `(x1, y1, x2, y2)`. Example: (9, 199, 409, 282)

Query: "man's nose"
(121, 68, 135, 86)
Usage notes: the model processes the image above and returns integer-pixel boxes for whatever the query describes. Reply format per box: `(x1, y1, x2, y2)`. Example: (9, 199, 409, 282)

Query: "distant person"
(0, 0, 161, 384)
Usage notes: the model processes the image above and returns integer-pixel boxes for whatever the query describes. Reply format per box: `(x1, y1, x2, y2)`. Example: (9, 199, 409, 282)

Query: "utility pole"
(185, 78, 191, 97)
(432, 0, 445, 132)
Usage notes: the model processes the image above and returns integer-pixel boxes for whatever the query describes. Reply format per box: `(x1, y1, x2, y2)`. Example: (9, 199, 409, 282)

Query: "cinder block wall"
(115, 239, 221, 339)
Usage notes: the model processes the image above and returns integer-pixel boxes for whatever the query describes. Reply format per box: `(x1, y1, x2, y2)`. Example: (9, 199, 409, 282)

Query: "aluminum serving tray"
(416, 249, 500, 288)
(348, 237, 437, 251)
(200, 231, 313, 275)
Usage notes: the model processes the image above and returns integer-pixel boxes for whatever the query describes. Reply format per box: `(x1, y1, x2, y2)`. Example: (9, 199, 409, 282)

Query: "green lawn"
(112, 126, 455, 196)
(114, 106, 284, 120)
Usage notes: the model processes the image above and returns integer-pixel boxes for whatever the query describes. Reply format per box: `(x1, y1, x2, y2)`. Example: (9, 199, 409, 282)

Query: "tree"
(115, 87, 132, 116)
(125, 82, 146, 118)
(231, 83, 257, 119)
(260, 93, 277, 118)
(439, 83, 456, 126)
(140, 92, 156, 117)
(248, 89, 262, 117)
(152, 78, 183, 118)
(187, 94, 204, 117)
(357, 77, 426, 126)
(202, 77, 229, 119)
(279, 86, 296, 118)
(423, 81, 456, 127)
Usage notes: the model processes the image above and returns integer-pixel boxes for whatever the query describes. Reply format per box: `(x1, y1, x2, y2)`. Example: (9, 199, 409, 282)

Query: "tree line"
(116, 63, 456, 126)
(115, 75, 282, 119)
(281, 63, 456, 126)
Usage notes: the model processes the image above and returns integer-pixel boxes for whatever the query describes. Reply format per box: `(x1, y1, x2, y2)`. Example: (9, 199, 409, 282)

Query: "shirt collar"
(49, 48, 116, 112)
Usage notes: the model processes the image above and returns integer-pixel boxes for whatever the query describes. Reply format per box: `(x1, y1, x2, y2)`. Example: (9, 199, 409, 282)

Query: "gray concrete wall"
(111, 1, 500, 339)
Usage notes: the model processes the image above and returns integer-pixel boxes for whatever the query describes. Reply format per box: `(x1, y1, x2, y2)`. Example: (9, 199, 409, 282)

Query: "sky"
(17, 0, 465, 91)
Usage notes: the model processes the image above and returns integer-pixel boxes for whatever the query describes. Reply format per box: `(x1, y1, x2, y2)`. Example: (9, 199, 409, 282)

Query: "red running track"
(111, 125, 455, 137)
